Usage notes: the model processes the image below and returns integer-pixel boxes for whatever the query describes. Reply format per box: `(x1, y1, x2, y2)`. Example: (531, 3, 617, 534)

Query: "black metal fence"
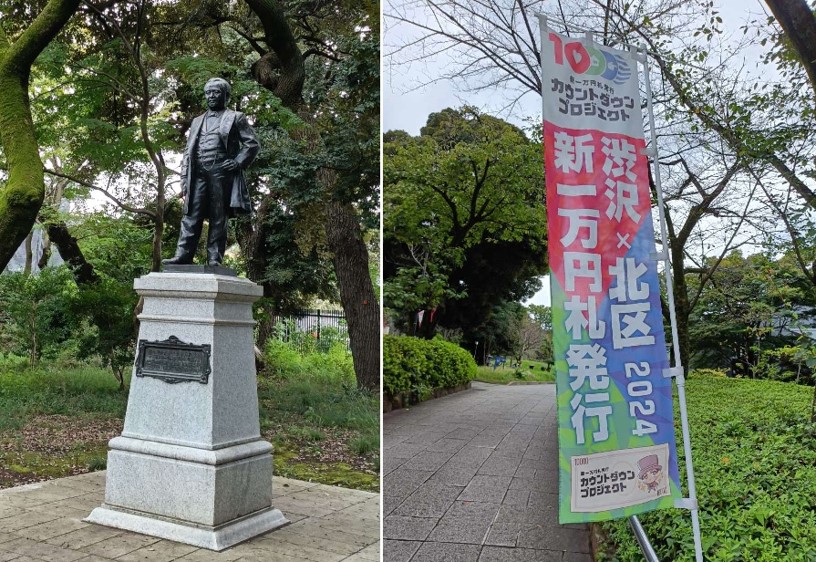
(270, 309, 349, 352)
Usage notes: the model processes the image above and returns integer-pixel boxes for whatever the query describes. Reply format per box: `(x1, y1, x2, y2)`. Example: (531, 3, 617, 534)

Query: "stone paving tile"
(527, 492, 586, 530)
(383, 539, 421, 562)
(283, 517, 375, 549)
(14, 517, 89, 542)
(383, 495, 403, 517)
(313, 512, 380, 541)
(0, 471, 370, 562)
(445, 447, 492, 468)
(27, 502, 90, 519)
(265, 528, 362, 556)
(402, 451, 456, 472)
(477, 454, 522, 477)
(393, 480, 464, 518)
(501, 489, 530, 508)
(45, 523, 124, 551)
(175, 549, 243, 561)
(516, 524, 592, 553)
(0, 511, 62, 533)
(402, 431, 449, 446)
(384, 382, 590, 561)
(423, 438, 468, 454)
(478, 545, 561, 561)
(348, 543, 379, 561)
(465, 433, 504, 448)
(0, 536, 89, 561)
(47, 492, 105, 512)
(0, 507, 17, 521)
(234, 537, 348, 562)
(428, 463, 480, 487)
(114, 539, 199, 561)
(385, 444, 427, 460)
(411, 541, 481, 561)
(79, 532, 161, 559)
(272, 496, 337, 518)
(563, 552, 595, 562)
(384, 455, 410, 475)
(458, 475, 512, 504)
(385, 468, 434, 497)
(426, 501, 500, 544)
(383, 515, 439, 541)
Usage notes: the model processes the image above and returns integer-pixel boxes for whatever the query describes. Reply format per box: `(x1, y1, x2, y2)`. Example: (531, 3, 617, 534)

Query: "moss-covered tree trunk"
(0, 0, 80, 271)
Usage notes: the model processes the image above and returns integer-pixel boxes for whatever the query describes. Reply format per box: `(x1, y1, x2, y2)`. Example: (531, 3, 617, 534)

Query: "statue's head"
(203, 77, 231, 110)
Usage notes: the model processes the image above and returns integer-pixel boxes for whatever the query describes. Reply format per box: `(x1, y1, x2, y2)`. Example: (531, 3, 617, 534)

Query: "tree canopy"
(0, 0, 380, 389)
(384, 107, 547, 351)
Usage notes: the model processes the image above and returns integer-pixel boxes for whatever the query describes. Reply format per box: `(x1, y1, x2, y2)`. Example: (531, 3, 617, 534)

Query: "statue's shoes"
(162, 255, 193, 265)
(207, 260, 221, 267)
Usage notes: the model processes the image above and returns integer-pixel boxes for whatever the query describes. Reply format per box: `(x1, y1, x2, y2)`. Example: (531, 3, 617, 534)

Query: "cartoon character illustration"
(636, 454, 665, 494)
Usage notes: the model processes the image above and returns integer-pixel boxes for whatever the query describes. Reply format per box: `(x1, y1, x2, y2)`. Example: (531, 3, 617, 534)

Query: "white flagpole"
(639, 44, 704, 562)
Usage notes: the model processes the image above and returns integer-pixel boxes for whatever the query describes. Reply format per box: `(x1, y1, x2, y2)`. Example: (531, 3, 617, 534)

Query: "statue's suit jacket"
(181, 109, 259, 216)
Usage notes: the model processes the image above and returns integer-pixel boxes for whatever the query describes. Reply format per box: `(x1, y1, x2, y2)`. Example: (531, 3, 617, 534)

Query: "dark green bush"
(383, 335, 476, 397)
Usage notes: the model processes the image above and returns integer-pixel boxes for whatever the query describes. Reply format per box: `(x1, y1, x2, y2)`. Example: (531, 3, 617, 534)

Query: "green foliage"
(473, 362, 554, 385)
(0, 267, 78, 366)
(71, 277, 138, 388)
(0, 365, 126, 432)
(597, 373, 816, 561)
(688, 251, 814, 375)
(264, 326, 354, 383)
(383, 334, 477, 398)
(258, 338, 378, 491)
(384, 107, 547, 338)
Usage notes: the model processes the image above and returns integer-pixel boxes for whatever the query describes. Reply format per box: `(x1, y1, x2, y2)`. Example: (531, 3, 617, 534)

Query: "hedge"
(383, 335, 477, 397)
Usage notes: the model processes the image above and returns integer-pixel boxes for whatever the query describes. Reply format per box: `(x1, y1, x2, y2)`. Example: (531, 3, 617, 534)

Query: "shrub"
(596, 374, 816, 561)
(383, 335, 476, 397)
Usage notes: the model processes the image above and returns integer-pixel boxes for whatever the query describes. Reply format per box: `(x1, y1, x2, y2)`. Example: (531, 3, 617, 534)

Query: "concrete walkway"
(383, 381, 592, 562)
(0, 471, 379, 562)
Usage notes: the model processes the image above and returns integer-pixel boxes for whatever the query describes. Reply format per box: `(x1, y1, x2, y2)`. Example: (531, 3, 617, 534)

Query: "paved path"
(0, 471, 379, 561)
(383, 382, 592, 562)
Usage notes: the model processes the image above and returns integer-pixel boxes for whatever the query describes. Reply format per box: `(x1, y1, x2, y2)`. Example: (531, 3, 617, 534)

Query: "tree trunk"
(325, 199, 379, 390)
(244, 0, 380, 390)
(45, 221, 99, 285)
(23, 231, 33, 275)
(0, 0, 80, 271)
(765, 0, 816, 99)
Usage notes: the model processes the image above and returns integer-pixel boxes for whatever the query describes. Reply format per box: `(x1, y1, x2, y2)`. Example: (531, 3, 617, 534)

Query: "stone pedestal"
(86, 271, 287, 551)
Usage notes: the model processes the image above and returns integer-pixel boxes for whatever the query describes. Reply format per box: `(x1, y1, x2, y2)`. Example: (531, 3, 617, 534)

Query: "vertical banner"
(541, 29, 682, 524)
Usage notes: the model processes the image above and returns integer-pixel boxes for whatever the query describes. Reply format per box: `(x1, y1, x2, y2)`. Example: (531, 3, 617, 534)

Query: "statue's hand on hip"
(220, 159, 240, 171)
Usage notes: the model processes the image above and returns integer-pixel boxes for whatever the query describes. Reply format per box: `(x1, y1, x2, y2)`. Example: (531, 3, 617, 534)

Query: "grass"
(0, 363, 126, 487)
(473, 359, 555, 384)
(595, 372, 816, 562)
(0, 365, 127, 432)
(0, 342, 379, 493)
(257, 371, 380, 493)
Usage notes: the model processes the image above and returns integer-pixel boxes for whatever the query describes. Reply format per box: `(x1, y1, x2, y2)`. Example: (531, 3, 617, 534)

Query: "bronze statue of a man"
(164, 78, 259, 267)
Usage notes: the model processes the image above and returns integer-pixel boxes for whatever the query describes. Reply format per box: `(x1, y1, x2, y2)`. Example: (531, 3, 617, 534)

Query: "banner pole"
(639, 45, 704, 562)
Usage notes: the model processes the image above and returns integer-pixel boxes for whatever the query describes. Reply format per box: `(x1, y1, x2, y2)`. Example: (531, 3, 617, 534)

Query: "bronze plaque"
(135, 336, 211, 384)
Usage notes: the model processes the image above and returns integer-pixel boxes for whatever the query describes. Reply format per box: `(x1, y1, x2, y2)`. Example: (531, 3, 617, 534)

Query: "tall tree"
(0, 0, 80, 270)
(384, 107, 548, 343)
(241, 0, 380, 390)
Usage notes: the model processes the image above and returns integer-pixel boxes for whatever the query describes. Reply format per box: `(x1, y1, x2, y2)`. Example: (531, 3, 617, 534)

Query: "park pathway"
(0, 472, 379, 561)
(384, 381, 592, 562)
